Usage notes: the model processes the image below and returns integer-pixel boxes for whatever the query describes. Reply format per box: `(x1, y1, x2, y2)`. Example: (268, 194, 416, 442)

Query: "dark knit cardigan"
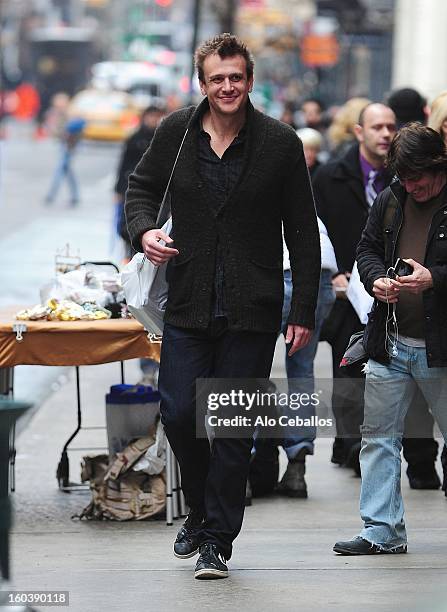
(125, 98, 321, 333)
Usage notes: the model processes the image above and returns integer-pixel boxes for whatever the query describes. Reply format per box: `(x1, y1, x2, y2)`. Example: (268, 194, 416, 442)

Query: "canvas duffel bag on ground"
(74, 433, 166, 521)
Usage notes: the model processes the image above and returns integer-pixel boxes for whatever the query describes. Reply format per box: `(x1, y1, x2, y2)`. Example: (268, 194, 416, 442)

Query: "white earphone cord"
(385, 266, 399, 357)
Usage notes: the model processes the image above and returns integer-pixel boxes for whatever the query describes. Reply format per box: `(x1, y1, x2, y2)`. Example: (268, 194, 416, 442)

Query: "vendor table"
(0, 306, 160, 368)
(0, 307, 186, 525)
(0, 306, 160, 490)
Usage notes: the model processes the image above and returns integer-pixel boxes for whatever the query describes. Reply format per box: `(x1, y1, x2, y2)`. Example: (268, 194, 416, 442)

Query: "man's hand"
(372, 277, 400, 303)
(141, 228, 179, 266)
(332, 273, 349, 290)
(285, 325, 312, 357)
(392, 258, 434, 294)
(332, 273, 349, 299)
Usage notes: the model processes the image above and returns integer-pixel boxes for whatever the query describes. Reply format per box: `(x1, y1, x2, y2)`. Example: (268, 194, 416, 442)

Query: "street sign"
(300, 33, 339, 67)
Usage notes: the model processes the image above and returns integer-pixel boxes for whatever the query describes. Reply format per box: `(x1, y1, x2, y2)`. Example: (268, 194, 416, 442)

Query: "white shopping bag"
(121, 217, 172, 338)
(346, 261, 374, 324)
(132, 420, 166, 476)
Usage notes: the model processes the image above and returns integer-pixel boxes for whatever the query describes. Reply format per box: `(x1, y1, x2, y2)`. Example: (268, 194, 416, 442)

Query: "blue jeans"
(359, 340, 447, 549)
(46, 145, 79, 204)
(281, 269, 335, 459)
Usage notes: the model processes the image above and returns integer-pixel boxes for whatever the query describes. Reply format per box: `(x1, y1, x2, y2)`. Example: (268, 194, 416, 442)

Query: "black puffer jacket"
(357, 180, 447, 367)
(313, 143, 393, 276)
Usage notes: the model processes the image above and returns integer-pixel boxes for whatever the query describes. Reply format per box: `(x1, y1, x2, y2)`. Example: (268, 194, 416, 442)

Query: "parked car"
(90, 61, 174, 103)
(68, 89, 140, 141)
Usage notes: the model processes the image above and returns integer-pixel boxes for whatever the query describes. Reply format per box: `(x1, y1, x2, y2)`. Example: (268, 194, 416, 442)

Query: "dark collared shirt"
(198, 124, 246, 316)
(359, 153, 386, 197)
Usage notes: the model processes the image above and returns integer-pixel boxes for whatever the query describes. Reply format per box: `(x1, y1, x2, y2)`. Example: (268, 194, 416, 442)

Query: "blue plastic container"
(105, 384, 161, 456)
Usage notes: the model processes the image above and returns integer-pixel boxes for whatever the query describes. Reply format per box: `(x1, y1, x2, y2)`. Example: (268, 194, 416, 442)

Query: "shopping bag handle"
(156, 128, 189, 228)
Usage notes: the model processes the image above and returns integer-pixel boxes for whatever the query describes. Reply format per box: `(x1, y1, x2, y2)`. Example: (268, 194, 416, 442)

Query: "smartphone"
(394, 258, 414, 277)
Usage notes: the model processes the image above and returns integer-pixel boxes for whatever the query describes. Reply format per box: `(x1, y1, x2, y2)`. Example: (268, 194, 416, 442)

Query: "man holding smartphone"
(314, 103, 440, 488)
(334, 123, 447, 555)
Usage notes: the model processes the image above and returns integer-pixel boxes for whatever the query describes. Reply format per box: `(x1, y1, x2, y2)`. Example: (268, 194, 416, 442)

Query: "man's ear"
(353, 123, 363, 143)
(199, 80, 206, 97)
(248, 76, 254, 93)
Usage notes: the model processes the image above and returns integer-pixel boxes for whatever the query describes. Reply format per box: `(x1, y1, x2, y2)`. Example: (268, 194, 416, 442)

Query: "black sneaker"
(194, 543, 229, 580)
(173, 510, 203, 559)
(333, 536, 407, 556)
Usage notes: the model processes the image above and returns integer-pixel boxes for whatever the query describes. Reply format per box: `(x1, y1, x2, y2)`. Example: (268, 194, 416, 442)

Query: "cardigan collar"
(181, 96, 267, 216)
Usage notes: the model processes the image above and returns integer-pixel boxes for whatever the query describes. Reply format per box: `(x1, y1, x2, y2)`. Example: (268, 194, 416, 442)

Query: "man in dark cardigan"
(125, 34, 320, 580)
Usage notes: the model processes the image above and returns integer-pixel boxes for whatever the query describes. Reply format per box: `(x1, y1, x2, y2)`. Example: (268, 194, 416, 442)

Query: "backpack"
(74, 433, 166, 521)
(381, 191, 399, 266)
(64, 117, 86, 148)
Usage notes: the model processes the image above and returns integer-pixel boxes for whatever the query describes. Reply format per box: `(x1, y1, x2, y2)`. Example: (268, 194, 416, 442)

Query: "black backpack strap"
(382, 194, 398, 266)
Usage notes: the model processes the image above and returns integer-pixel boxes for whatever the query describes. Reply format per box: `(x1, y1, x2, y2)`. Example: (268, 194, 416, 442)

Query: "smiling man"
(313, 104, 441, 487)
(334, 123, 447, 555)
(125, 34, 320, 579)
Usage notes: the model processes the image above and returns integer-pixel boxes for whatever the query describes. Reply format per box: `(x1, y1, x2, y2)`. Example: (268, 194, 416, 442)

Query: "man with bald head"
(316, 103, 396, 306)
(313, 103, 440, 483)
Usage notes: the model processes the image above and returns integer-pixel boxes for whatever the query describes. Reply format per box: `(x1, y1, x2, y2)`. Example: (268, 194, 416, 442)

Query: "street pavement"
(3, 120, 447, 611)
(1, 120, 122, 409)
(7, 343, 447, 612)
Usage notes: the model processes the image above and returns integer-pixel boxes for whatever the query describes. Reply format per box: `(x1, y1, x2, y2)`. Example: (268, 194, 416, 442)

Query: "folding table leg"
(0, 367, 13, 396)
(57, 366, 82, 489)
(57, 361, 125, 490)
(9, 424, 16, 493)
(1, 367, 16, 494)
(176, 460, 187, 517)
(171, 449, 179, 520)
(165, 439, 174, 526)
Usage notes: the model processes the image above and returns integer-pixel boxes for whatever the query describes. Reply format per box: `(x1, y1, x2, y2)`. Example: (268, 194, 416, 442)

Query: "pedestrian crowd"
(36, 32, 447, 579)
(121, 35, 447, 578)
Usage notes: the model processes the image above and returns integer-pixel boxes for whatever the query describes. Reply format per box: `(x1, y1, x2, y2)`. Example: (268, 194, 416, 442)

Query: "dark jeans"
(327, 299, 365, 447)
(158, 319, 277, 560)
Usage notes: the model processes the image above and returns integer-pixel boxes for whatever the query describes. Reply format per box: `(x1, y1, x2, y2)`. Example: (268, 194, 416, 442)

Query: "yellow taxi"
(68, 89, 140, 141)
